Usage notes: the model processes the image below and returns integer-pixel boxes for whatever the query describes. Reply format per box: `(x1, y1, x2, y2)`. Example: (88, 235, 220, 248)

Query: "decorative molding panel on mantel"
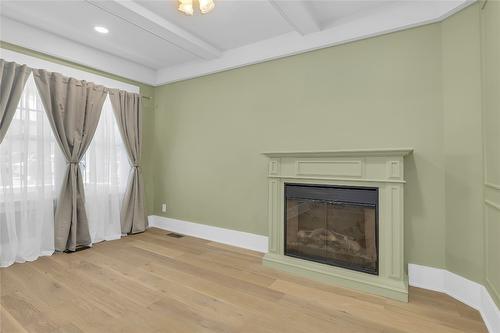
(263, 149, 414, 185)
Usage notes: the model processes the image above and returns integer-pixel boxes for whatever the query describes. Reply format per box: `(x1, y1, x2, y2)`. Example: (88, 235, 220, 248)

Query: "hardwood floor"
(0, 228, 488, 333)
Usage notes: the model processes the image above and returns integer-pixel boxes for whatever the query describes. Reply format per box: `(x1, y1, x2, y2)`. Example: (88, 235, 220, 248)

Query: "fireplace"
(285, 184, 378, 275)
(262, 149, 412, 301)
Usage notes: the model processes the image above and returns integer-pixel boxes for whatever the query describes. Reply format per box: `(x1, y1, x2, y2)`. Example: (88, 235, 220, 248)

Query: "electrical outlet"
(161, 203, 167, 212)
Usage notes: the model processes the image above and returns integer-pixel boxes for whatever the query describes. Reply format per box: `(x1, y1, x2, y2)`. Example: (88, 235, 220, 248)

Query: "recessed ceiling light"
(94, 26, 109, 34)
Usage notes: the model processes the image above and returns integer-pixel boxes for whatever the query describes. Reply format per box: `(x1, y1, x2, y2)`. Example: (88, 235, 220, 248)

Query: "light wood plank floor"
(0, 228, 488, 333)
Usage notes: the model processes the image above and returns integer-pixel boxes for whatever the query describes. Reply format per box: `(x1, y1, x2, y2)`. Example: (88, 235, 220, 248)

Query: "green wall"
(153, 23, 447, 268)
(441, 5, 484, 284)
(152, 3, 498, 294)
(0, 41, 156, 215)
(480, 0, 500, 306)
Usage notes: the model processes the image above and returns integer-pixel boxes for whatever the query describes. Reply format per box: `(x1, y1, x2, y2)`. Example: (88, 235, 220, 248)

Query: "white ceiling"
(137, 0, 293, 50)
(307, 1, 394, 29)
(0, 0, 474, 86)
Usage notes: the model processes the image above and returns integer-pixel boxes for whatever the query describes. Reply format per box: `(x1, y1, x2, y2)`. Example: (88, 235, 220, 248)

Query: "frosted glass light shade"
(178, 0, 194, 15)
(199, 0, 215, 14)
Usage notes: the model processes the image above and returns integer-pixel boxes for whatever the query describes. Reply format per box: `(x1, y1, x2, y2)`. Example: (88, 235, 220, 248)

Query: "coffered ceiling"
(0, 0, 474, 86)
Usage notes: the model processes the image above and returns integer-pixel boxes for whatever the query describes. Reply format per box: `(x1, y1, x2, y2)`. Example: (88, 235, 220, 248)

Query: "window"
(0, 75, 63, 267)
(83, 96, 129, 242)
(0, 75, 130, 266)
(0, 75, 64, 193)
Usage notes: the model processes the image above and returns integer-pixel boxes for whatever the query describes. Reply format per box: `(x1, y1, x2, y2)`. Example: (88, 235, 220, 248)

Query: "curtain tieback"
(132, 164, 141, 168)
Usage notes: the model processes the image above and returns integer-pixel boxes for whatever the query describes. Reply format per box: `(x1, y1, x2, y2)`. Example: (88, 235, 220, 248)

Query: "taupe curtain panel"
(0, 59, 32, 143)
(34, 69, 107, 251)
(109, 89, 147, 234)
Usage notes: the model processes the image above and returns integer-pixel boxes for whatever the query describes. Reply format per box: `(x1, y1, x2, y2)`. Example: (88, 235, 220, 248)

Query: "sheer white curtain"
(0, 81, 129, 266)
(83, 96, 129, 244)
(0, 75, 65, 267)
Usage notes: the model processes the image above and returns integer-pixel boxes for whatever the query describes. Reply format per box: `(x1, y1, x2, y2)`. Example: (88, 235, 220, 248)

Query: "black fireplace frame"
(284, 183, 379, 275)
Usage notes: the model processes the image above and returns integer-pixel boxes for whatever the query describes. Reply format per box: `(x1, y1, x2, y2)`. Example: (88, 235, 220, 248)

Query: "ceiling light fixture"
(178, 0, 194, 15)
(199, 0, 215, 14)
(94, 26, 109, 34)
(178, 0, 214, 16)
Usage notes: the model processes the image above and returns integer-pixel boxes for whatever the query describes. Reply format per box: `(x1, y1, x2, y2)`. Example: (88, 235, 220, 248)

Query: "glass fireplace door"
(285, 184, 378, 275)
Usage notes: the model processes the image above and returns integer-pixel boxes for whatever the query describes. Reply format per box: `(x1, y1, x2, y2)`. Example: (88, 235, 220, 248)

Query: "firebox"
(285, 184, 379, 275)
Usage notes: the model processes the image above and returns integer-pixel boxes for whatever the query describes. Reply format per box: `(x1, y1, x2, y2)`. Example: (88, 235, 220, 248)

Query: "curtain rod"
(31, 73, 152, 99)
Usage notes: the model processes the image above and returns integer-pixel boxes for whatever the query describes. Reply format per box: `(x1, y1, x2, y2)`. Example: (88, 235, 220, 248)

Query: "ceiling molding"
(155, 0, 475, 86)
(0, 16, 157, 85)
(87, 0, 221, 60)
(268, 0, 320, 35)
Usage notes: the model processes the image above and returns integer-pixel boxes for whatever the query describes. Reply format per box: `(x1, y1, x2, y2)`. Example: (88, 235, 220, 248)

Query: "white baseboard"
(409, 264, 500, 333)
(148, 215, 268, 253)
(148, 215, 498, 333)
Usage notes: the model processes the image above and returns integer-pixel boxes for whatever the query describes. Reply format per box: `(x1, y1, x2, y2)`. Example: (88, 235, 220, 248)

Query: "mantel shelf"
(262, 149, 414, 158)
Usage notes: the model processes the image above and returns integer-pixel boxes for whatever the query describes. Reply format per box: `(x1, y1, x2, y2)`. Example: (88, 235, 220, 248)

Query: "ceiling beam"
(86, 0, 221, 60)
(268, 0, 320, 35)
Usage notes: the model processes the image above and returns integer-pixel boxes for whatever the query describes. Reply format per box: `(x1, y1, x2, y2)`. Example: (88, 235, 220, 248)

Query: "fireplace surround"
(262, 149, 413, 301)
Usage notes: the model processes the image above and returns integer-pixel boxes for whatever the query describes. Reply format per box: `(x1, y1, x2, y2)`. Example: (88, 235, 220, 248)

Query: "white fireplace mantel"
(262, 148, 413, 158)
(262, 148, 413, 302)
